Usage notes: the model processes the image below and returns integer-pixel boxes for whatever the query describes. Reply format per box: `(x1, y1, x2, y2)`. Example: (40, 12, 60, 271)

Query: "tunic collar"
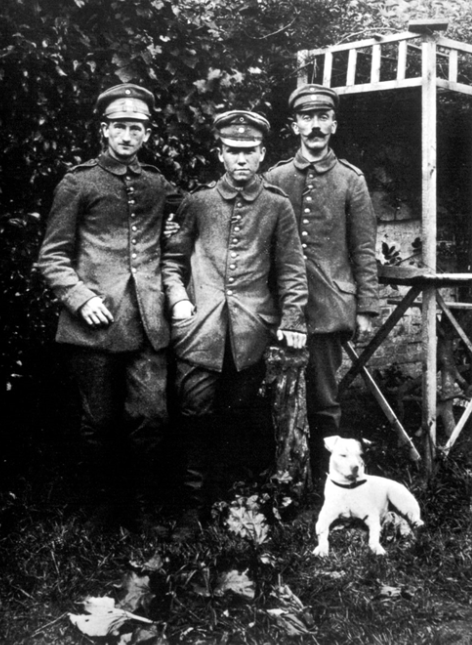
(217, 174, 264, 202)
(98, 152, 142, 176)
(294, 148, 337, 174)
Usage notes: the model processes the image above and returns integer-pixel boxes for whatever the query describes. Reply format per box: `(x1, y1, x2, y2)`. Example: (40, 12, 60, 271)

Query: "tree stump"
(263, 345, 312, 497)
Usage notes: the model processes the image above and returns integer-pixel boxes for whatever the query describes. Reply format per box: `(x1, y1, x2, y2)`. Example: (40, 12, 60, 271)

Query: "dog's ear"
(324, 435, 341, 453)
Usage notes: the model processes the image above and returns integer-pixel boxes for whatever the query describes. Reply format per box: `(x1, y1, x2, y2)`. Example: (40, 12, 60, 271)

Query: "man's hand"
(276, 329, 307, 349)
(172, 300, 195, 320)
(356, 313, 374, 334)
(79, 296, 114, 327)
(163, 213, 180, 239)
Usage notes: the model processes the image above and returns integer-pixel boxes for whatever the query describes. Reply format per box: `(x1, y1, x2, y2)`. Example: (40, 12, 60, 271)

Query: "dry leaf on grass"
(69, 596, 154, 637)
(119, 572, 154, 613)
(214, 569, 255, 599)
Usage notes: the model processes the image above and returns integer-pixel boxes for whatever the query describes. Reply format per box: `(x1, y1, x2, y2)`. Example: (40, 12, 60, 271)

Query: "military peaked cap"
(214, 110, 270, 147)
(289, 84, 339, 113)
(95, 83, 155, 121)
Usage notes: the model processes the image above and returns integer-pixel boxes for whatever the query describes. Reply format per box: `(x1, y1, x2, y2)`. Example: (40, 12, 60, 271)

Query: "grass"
(2, 405, 472, 644)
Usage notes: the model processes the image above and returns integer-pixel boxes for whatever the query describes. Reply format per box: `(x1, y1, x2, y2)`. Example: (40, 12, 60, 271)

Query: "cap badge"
(239, 117, 245, 122)
(238, 127, 245, 133)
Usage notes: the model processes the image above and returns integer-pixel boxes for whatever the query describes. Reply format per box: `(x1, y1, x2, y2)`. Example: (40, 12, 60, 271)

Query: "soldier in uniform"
(265, 84, 379, 475)
(162, 111, 308, 535)
(38, 83, 180, 527)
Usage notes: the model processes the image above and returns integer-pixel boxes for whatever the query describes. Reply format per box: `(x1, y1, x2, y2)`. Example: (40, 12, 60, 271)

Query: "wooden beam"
(339, 285, 422, 393)
(347, 48, 357, 85)
(448, 48, 458, 83)
(442, 396, 472, 454)
(397, 40, 407, 81)
(421, 34, 438, 471)
(436, 291, 472, 359)
(371, 43, 381, 84)
(334, 77, 423, 95)
(343, 341, 421, 461)
(437, 35, 472, 55)
(323, 51, 333, 87)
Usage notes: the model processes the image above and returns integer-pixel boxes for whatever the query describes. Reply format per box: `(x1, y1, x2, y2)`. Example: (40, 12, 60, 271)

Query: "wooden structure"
(264, 346, 312, 497)
(297, 20, 472, 470)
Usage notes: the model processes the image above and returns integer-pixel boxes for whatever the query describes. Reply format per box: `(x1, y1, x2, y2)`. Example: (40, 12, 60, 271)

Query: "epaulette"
(263, 182, 289, 198)
(338, 158, 364, 176)
(141, 163, 162, 174)
(191, 181, 217, 193)
(67, 158, 98, 173)
(267, 157, 294, 171)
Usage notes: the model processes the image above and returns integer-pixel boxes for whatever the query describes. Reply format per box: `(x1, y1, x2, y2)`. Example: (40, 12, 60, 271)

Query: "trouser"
(305, 333, 344, 473)
(69, 343, 168, 507)
(175, 346, 266, 509)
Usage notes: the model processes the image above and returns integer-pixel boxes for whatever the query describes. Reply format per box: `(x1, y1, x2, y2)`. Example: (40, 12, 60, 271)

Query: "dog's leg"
(313, 508, 337, 557)
(364, 515, 386, 555)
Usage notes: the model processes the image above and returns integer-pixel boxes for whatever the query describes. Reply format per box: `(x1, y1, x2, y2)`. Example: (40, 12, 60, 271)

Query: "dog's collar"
(330, 478, 367, 489)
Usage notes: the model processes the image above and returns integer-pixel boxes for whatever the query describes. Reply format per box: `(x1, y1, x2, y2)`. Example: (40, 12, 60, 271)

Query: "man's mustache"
(307, 129, 327, 140)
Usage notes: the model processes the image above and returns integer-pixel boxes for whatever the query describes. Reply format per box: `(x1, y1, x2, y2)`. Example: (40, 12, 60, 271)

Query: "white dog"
(313, 436, 424, 557)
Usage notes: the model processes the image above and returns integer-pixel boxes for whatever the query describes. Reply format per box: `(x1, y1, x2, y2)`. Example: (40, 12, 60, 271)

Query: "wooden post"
(263, 346, 312, 497)
(421, 34, 438, 472)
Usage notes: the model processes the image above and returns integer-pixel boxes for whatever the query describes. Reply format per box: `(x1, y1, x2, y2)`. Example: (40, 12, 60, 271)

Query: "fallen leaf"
(214, 569, 255, 599)
(119, 573, 154, 613)
(69, 596, 153, 637)
(379, 584, 402, 598)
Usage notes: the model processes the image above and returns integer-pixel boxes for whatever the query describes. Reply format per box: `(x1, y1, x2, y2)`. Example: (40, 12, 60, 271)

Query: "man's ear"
(259, 146, 266, 163)
(291, 120, 300, 136)
(331, 119, 338, 135)
(101, 122, 109, 138)
(143, 127, 151, 144)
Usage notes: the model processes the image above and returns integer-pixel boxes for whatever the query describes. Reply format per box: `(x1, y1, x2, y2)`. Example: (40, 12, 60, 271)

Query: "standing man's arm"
(347, 172, 380, 333)
(272, 198, 308, 348)
(37, 172, 114, 327)
(161, 197, 196, 320)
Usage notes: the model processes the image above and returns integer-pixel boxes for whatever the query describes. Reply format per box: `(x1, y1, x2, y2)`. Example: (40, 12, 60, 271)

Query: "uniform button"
(230, 264, 236, 269)
(302, 243, 307, 248)
(228, 277, 235, 283)
(227, 289, 233, 295)
(127, 187, 134, 193)
(308, 185, 314, 189)
(303, 219, 309, 224)
(236, 202, 242, 207)
(129, 200, 136, 205)
(306, 196, 312, 202)
(132, 253, 137, 259)
(132, 239, 137, 244)
(131, 213, 136, 218)
(131, 267, 137, 273)
(232, 238, 238, 243)
(125, 176, 131, 181)
(304, 255, 308, 260)
(234, 227, 240, 232)
(302, 231, 308, 237)
(304, 208, 310, 213)
(231, 252, 238, 258)
(132, 225, 137, 231)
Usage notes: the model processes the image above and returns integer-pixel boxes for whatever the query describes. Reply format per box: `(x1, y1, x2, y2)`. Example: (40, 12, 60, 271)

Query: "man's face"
(101, 120, 150, 162)
(292, 109, 337, 160)
(218, 144, 265, 186)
